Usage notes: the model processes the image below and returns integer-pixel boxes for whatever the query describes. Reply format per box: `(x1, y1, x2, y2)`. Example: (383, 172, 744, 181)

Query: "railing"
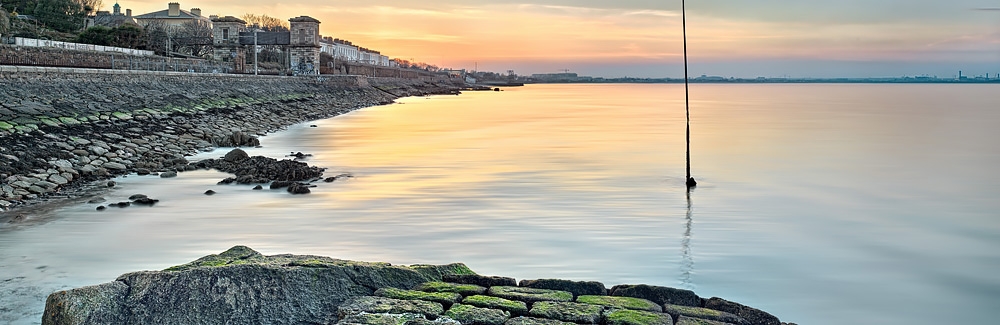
(1, 45, 235, 73)
(7, 37, 154, 56)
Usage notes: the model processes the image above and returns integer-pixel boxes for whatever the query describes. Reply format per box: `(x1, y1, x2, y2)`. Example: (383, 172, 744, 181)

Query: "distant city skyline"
(114, 1, 999, 78)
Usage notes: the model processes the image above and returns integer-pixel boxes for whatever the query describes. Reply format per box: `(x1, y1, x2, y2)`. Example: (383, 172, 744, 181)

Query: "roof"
(134, 9, 206, 20)
(288, 16, 320, 23)
(211, 16, 245, 24)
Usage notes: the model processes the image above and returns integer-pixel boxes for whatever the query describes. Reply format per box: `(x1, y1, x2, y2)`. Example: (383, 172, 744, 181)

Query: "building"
(88, 2, 138, 28)
(210, 15, 246, 68)
(134, 2, 212, 29)
(288, 16, 320, 75)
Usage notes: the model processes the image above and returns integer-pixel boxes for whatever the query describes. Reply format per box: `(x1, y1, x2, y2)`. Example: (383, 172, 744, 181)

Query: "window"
(222, 28, 229, 40)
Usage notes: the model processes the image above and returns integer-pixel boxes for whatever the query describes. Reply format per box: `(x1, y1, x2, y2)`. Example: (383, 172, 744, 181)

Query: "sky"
(114, 0, 1000, 78)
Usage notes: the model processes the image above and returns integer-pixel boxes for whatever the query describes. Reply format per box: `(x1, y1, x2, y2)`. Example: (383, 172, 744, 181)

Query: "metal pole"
(254, 31, 258, 75)
(683, 0, 696, 188)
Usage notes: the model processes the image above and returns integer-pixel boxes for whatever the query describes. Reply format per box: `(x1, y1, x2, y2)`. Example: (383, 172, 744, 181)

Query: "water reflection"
(680, 188, 695, 290)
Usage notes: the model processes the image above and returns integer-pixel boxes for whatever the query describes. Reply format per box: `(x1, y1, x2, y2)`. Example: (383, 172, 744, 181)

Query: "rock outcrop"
(42, 247, 790, 325)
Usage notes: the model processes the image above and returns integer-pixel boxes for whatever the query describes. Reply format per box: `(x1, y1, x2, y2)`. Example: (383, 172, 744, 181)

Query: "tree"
(31, 0, 86, 32)
(109, 24, 143, 49)
(174, 19, 212, 57)
(76, 25, 111, 45)
(1, 7, 9, 36)
(141, 19, 169, 55)
(239, 13, 287, 32)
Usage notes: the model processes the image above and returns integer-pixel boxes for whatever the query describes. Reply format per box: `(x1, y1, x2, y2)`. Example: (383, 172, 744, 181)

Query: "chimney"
(191, 8, 201, 16)
(168, 2, 180, 17)
(126, 9, 132, 17)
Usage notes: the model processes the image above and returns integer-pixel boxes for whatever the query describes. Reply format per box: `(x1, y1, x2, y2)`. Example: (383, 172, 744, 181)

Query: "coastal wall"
(42, 246, 788, 325)
(0, 67, 466, 212)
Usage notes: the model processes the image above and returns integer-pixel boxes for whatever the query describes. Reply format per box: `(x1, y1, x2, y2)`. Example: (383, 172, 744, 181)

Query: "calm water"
(2, 84, 999, 324)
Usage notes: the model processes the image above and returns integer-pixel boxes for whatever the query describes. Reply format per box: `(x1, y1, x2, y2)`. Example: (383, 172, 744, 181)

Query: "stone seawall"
(0, 67, 467, 212)
(42, 246, 792, 325)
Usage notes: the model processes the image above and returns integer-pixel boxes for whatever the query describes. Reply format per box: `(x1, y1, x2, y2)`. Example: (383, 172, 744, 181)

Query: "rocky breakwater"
(43, 246, 792, 325)
(0, 70, 465, 213)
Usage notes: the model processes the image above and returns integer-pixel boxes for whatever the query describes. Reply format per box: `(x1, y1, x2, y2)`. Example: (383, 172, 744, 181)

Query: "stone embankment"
(43, 246, 793, 325)
(0, 67, 468, 213)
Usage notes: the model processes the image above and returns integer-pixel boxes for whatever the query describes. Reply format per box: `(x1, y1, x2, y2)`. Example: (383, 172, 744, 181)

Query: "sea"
(1, 83, 998, 324)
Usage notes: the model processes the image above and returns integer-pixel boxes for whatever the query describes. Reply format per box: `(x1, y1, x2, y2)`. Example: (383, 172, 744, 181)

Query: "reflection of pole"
(680, 188, 694, 289)
(682, 0, 697, 188)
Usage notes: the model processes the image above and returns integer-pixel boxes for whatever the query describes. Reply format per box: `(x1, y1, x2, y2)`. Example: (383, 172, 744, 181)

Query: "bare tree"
(240, 13, 288, 32)
(1, 7, 9, 36)
(174, 19, 212, 57)
(141, 20, 170, 55)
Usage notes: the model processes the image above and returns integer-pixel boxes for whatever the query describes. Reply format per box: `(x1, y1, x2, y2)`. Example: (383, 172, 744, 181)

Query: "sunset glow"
(113, 1, 999, 77)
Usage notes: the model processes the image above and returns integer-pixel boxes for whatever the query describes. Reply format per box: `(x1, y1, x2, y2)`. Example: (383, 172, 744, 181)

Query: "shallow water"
(2, 84, 999, 324)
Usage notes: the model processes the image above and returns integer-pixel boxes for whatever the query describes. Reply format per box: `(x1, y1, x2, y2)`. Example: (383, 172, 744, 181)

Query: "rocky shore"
(0, 68, 469, 215)
(43, 246, 792, 325)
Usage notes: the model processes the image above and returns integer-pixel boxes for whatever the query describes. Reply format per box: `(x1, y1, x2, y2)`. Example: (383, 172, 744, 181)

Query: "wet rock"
(223, 148, 249, 163)
(7, 214, 27, 223)
(213, 131, 260, 147)
(519, 279, 607, 298)
(446, 303, 510, 325)
(462, 295, 529, 316)
(445, 274, 517, 288)
(270, 181, 293, 189)
(412, 281, 487, 296)
(159, 171, 178, 178)
(528, 301, 603, 324)
(576, 295, 661, 312)
(218, 177, 236, 185)
(204, 190, 216, 195)
(703, 297, 780, 325)
(604, 309, 673, 325)
(287, 183, 311, 194)
(663, 304, 749, 325)
(488, 287, 572, 304)
(610, 284, 701, 307)
(106, 181, 116, 187)
(128, 194, 148, 200)
(135, 168, 151, 175)
(288, 152, 312, 159)
(96, 205, 106, 211)
(112, 201, 131, 208)
(87, 197, 107, 204)
(132, 197, 160, 206)
(102, 162, 127, 170)
(252, 185, 263, 190)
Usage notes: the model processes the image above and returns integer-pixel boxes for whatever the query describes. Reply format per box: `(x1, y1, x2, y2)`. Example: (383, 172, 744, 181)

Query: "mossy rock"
(488, 286, 572, 303)
(445, 274, 517, 287)
(0, 121, 14, 130)
(503, 316, 576, 325)
(528, 301, 603, 324)
(413, 282, 486, 296)
(461, 295, 528, 316)
(675, 316, 733, 325)
(663, 304, 748, 325)
(163, 245, 264, 271)
(604, 309, 673, 325)
(376, 287, 462, 307)
(444, 304, 510, 325)
(59, 117, 81, 125)
(518, 279, 607, 298)
(39, 118, 61, 127)
(576, 295, 661, 312)
(337, 312, 428, 325)
(412, 264, 478, 280)
(609, 285, 701, 307)
(14, 125, 34, 133)
(112, 112, 132, 120)
(339, 296, 444, 319)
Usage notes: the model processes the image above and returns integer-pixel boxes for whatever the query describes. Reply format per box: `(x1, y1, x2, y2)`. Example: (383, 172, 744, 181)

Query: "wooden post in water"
(682, 0, 697, 189)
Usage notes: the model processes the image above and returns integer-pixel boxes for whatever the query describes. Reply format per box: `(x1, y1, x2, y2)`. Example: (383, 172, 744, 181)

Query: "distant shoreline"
(522, 78, 1000, 84)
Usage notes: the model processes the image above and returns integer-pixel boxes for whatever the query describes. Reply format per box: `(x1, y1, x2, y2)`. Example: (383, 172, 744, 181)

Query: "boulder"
(445, 274, 517, 287)
(223, 148, 249, 163)
(703, 297, 780, 325)
(519, 279, 606, 298)
(609, 284, 701, 307)
(43, 246, 474, 325)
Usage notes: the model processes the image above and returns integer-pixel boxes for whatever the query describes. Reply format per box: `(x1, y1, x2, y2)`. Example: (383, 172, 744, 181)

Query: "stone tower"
(288, 16, 321, 75)
(211, 16, 247, 72)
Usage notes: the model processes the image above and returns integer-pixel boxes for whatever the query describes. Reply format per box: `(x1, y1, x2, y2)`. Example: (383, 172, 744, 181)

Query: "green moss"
(661, 305, 721, 318)
(528, 301, 604, 324)
(339, 312, 428, 325)
(164, 245, 264, 271)
(604, 309, 673, 325)
(444, 304, 509, 325)
(413, 281, 486, 296)
(576, 296, 661, 312)
(59, 117, 81, 125)
(39, 118, 60, 127)
(339, 296, 444, 319)
(461, 295, 528, 316)
(673, 316, 731, 325)
(112, 112, 132, 120)
(287, 259, 337, 268)
(487, 286, 573, 303)
(376, 287, 462, 307)
(0, 121, 13, 130)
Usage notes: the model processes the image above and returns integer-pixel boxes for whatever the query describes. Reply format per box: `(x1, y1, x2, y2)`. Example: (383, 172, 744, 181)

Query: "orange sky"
(112, 1, 1000, 77)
